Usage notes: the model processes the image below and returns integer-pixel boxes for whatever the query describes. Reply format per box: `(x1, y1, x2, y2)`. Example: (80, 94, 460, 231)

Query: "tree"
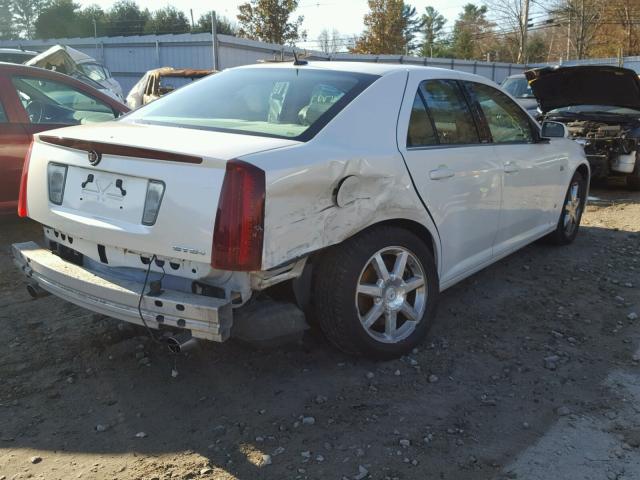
(75, 4, 107, 38)
(450, 3, 493, 60)
(34, 0, 80, 39)
(317, 28, 341, 54)
(556, 0, 603, 59)
(420, 6, 446, 57)
(485, 0, 531, 63)
(351, 0, 406, 54)
(0, 0, 14, 39)
(12, 0, 48, 38)
(105, 0, 149, 36)
(402, 4, 423, 53)
(237, 0, 305, 45)
(144, 6, 189, 34)
(193, 13, 236, 36)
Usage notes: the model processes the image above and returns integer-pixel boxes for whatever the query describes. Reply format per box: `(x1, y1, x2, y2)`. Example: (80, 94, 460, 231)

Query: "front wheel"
(627, 164, 640, 191)
(313, 226, 439, 360)
(546, 171, 587, 245)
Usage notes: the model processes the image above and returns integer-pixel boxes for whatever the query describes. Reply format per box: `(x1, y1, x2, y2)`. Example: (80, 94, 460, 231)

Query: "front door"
(0, 100, 31, 212)
(464, 81, 567, 255)
(397, 77, 503, 286)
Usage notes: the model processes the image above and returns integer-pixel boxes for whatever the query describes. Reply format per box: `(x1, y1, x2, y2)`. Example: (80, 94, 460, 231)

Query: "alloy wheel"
(563, 181, 582, 236)
(355, 246, 427, 344)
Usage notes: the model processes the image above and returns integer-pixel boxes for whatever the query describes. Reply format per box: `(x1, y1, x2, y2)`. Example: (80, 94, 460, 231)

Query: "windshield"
(80, 62, 108, 81)
(125, 67, 378, 140)
(502, 77, 534, 98)
(549, 104, 640, 115)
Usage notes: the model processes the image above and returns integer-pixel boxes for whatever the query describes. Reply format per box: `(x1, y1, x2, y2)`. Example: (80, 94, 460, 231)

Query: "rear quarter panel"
(243, 70, 442, 272)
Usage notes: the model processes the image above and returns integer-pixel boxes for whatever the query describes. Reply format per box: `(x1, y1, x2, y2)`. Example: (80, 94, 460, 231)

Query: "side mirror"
(541, 121, 568, 139)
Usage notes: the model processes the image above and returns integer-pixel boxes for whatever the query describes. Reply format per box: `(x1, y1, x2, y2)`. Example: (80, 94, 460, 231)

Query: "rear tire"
(313, 225, 439, 360)
(546, 171, 587, 245)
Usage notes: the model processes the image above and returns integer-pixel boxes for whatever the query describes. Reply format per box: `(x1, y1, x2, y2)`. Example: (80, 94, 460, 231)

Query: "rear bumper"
(12, 241, 233, 341)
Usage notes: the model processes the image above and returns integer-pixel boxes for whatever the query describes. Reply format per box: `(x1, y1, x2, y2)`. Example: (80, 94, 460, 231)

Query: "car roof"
(235, 60, 498, 83)
(505, 73, 526, 79)
(0, 48, 37, 55)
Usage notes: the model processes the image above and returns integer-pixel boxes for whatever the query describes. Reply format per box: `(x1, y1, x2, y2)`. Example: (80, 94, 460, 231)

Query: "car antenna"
(292, 49, 308, 66)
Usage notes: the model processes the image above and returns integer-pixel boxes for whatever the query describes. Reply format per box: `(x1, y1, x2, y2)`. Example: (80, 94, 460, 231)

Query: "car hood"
(525, 66, 640, 113)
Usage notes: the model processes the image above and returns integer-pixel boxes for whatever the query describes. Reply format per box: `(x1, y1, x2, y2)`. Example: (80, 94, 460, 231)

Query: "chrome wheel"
(563, 181, 582, 236)
(355, 246, 427, 344)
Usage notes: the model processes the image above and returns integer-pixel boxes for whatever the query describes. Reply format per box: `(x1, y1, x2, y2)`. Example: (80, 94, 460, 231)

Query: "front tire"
(547, 171, 587, 245)
(313, 225, 439, 360)
(627, 163, 640, 191)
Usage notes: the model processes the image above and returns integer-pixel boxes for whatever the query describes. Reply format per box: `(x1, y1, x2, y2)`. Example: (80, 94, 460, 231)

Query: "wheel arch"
(308, 217, 440, 274)
(575, 161, 591, 197)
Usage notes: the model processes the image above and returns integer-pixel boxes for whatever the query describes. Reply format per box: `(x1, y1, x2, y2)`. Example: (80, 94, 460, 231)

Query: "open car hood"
(525, 66, 640, 113)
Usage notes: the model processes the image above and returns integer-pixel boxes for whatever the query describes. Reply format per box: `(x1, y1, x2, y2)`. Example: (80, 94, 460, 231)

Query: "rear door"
(464, 81, 565, 255)
(397, 75, 503, 286)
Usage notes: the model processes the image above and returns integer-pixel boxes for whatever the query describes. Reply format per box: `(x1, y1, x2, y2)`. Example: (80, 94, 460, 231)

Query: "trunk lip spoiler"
(38, 135, 203, 165)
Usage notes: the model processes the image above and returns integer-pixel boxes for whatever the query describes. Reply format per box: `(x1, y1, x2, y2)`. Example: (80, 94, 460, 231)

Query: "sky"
(75, 0, 472, 48)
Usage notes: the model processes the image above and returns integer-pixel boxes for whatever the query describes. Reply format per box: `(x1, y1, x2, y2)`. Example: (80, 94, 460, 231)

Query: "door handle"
(429, 167, 455, 180)
(504, 161, 520, 174)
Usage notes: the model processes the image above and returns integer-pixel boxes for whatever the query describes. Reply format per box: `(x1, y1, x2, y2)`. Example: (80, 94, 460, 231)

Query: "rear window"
(125, 67, 378, 140)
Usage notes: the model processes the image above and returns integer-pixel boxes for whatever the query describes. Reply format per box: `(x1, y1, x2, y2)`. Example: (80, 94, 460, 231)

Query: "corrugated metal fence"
(0, 33, 526, 94)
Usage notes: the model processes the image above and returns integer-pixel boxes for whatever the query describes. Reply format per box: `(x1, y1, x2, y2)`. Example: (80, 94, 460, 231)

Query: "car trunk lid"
(26, 122, 297, 266)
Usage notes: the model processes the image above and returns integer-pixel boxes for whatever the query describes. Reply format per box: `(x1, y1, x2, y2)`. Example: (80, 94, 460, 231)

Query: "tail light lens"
(17, 140, 34, 218)
(212, 160, 265, 271)
(47, 163, 68, 205)
(141, 180, 165, 226)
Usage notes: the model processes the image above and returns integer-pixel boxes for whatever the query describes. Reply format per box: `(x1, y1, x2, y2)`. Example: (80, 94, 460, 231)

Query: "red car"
(0, 63, 129, 215)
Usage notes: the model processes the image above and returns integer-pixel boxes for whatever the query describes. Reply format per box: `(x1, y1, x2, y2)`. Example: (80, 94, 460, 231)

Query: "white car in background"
(26, 45, 124, 101)
(13, 62, 589, 359)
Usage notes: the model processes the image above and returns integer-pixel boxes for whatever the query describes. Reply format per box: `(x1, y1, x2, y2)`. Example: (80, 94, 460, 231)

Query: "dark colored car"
(526, 65, 640, 189)
(0, 63, 129, 215)
(501, 73, 539, 118)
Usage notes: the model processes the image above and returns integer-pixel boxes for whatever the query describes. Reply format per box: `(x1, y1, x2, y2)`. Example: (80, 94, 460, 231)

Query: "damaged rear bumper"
(12, 241, 233, 341)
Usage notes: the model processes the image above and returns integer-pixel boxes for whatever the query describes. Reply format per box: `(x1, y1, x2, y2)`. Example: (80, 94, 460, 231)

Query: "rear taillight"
(17, 140, 34, 218)
(212, 160, 265, 271)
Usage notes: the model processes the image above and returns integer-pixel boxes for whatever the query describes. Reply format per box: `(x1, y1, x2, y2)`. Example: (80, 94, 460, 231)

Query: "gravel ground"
(0, 185, 639, 480)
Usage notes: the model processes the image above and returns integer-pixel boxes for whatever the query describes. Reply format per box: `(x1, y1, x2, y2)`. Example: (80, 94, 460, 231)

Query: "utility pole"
(190, 9, 195, 29)
(211, 11, 219, 70)
(92, 18, 98, 60)
(566, 14, 571, 61)
(520, 0, 530, 63)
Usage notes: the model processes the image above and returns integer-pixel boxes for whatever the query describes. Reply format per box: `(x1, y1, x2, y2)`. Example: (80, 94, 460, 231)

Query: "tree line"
(2, 0, 640, 63)
(0, 0, 236, 40)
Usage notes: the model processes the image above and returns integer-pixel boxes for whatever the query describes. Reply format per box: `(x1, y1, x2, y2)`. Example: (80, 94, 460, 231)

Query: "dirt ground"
(1, 184, 639, 480)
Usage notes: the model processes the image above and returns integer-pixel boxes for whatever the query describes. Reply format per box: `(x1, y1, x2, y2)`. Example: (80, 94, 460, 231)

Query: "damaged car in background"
(13, 62, 589, 359)
(26, 45, 124, 101)
(126, 67, 214, 109)
(527, 65, 640, 189)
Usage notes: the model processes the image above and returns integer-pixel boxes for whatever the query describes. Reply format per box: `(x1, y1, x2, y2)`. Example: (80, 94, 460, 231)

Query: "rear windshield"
(125, 67, 378, 140)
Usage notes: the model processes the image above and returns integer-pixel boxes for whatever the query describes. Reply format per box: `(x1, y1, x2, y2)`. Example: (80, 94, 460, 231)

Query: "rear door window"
(406, 91, 437, 147)
(12, 76, 116, 125)
(469, 82, 534, 143)
(420, 80, 479, 145)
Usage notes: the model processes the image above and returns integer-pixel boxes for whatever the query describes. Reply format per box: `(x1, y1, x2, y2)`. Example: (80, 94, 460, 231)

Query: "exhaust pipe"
(26, 283, 50, 299)
(166, 331, 198, 354)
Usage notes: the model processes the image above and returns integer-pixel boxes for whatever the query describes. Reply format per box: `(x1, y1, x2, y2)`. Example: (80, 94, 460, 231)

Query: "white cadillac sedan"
(13, 62, 589, 359)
